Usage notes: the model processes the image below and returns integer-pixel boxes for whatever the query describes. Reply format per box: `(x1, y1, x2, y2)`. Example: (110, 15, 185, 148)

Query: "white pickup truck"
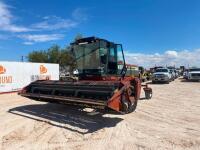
(188, 68, 200, 81)
(152, 68, 173, 84)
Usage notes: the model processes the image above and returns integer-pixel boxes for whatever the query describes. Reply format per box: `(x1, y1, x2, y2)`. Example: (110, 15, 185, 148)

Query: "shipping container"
(0, 62, 59, 94)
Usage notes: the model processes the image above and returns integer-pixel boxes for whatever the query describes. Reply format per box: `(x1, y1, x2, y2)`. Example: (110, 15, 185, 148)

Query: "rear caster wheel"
(145, 90, 152, 99)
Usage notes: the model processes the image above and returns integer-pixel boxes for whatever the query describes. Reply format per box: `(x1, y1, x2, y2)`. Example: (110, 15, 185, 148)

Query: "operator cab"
(71, 37, 125, 79)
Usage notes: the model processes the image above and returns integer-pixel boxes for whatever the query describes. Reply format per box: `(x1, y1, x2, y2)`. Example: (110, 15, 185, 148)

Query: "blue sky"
(0, 0, 200, 67)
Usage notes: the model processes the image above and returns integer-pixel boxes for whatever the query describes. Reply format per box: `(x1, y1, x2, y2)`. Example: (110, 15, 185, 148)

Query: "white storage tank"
(0, 62, 59, 94)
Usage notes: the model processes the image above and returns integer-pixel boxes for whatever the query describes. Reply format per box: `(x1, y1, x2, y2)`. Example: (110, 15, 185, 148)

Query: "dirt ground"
(0, 78, 200, 150)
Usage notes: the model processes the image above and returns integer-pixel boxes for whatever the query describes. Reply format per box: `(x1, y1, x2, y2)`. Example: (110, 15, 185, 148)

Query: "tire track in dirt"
(1, 121, 51, 149)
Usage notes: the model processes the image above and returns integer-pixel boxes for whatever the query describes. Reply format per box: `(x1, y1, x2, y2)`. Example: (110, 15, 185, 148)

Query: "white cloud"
(0, 2, 87, 34)
(72, 8, 88, 21)
(23, 42, 34, 45)
(32, 15, 77, 30)
(125, 49, 200, 68)
(18, 34, 64, 42)
(0, 1, 31, 32)
(165, 50, 178, 58)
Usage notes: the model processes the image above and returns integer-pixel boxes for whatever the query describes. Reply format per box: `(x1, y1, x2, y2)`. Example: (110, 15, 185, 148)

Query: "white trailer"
(0, 62, 59, 94)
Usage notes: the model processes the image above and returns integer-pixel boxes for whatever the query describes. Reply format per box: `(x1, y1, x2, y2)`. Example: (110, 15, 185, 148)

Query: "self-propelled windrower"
(19, 37, 152, 114)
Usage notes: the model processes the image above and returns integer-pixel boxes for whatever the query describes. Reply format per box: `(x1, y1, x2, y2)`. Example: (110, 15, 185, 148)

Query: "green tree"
(47, 45, 61, 64)
(27, 45, 76, 72)
(60, 46, 77, 72)
(27, 50, 48, 63)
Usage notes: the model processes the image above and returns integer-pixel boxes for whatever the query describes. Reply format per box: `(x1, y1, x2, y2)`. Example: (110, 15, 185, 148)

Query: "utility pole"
(21, 56, 24, 62)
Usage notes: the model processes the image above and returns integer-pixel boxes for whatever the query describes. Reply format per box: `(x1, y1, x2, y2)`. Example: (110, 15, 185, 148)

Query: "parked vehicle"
(183, 69, 189, 79)
(143, 72, 152, 81)
(169, 69, 175, 80)
(187, 68, 200, 81)
(176, 69, 181, 77)
(167, 66, 180, 79)
(175, 69, 179, 78)
(152, 68, 172, 84)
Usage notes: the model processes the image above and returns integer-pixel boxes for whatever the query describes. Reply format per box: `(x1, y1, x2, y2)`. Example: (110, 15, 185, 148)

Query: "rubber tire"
(121, 100, 129, 114)
(121, 99, 138, 114)
(128, 101, 137, 113)
(145, 91, 153, 99)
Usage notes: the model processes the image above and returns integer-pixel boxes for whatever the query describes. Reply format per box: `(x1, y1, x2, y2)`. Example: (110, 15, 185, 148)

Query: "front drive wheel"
(121, 99, 137, 114)
(128, 100, 138, 113)
(121, 100, 129, 114)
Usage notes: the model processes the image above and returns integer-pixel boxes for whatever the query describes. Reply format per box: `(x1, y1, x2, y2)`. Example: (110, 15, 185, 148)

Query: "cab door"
(107, 44, 118, 74)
